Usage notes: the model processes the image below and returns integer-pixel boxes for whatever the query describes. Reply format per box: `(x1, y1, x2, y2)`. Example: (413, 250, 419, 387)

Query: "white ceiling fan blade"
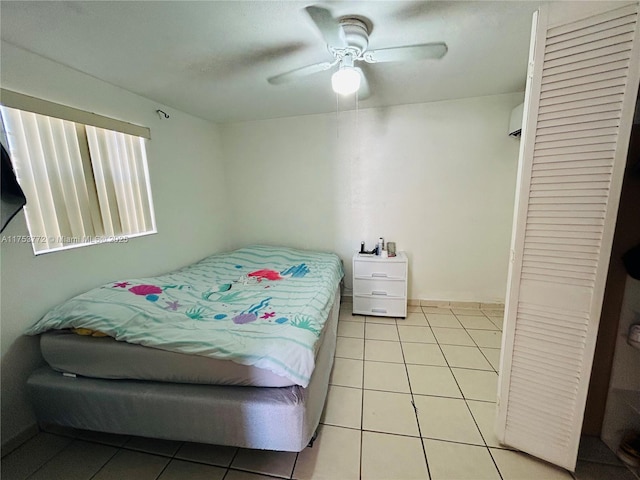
(355, 68, 371, 100)
(363, 43, 448, 63)
(267, 61, 335, 85)
(304, 6, 347, 49)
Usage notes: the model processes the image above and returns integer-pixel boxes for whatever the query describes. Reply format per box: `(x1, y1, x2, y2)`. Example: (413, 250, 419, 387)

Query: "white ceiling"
(0, 1, 540, 124)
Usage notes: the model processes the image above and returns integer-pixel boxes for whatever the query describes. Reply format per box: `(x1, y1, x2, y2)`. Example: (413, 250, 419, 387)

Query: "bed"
(25, 245, 343, 452)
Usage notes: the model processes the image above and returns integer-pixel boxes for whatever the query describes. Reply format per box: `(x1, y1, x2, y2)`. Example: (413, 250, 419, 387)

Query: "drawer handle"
(371, 291, 387, 296)
(371, 308, 387, 313)
(371, 272, 388, 278)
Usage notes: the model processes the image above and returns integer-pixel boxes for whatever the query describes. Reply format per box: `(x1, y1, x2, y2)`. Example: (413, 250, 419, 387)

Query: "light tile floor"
(2, 302, 637, 479)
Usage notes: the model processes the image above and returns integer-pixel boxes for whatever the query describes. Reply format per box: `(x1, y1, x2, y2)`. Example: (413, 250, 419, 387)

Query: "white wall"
(0, 43, 231, 447)
(221, 93, 523, 302)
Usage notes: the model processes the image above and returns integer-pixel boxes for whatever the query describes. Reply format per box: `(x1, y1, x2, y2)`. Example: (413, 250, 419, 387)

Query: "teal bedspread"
(27, 245, 344, 387)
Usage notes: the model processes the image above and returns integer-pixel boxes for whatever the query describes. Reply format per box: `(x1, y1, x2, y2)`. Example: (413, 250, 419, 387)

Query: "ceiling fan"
(267, 5, 448, 97)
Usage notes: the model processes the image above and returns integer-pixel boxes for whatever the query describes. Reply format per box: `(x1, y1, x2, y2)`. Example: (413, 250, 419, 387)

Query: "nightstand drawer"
(353, 260, 406, 279)
(353, 278, 406, 297)
(353, 295, 406, 317)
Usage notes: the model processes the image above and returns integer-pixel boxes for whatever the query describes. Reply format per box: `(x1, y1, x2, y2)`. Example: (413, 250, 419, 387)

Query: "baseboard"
(1, 422, 39, 458)
(415, 299, 505, 309)
(344, 294, 504, 310)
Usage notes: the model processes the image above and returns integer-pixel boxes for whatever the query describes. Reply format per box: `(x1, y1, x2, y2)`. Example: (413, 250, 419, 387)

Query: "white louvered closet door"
(496, 2, 640, 471)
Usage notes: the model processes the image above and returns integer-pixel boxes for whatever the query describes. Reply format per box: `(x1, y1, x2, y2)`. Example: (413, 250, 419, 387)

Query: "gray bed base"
(27, 291, 340, 452)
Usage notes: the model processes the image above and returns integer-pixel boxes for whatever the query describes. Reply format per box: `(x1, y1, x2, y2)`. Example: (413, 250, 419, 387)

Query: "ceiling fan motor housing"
(332, 17, 370, 58)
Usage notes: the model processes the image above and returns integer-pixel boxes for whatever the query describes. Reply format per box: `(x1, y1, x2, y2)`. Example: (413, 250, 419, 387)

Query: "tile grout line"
(221, 467, 231, 480)
(87, 444, 125, 480)
(221, 446, 242, 480)
(359, 320, 367, 480)
(451, 311, 501, 375)
(410, 392, 495, 403)
(289, 447, 300, 480)
(149, 440, 186, 480)
(170, 441, 184, 460)
(226, 465, 293, 480)
(450, 310, 505, 480)
(429, 317, 505, 480)
(168, 455, 233, 471)
(340, 316, 500, 394)
(358, 428, 423, 441)
(339, 333, 499, 373)
(394, 315, 433, 480)
(478, 308, 505, 330)
(151, 454, 172, 480)
(22, 436, 78, 480)
(486, 448, 506, 480)
(1, 431, 58, 478)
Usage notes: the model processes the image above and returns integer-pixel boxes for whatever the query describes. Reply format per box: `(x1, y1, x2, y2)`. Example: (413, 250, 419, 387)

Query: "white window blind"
(0, 106, 156, 254)
(85, 126, 155, 237)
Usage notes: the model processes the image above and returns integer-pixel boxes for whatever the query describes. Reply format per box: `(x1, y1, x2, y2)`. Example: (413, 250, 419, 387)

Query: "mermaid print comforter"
(26, 245, 344, 387)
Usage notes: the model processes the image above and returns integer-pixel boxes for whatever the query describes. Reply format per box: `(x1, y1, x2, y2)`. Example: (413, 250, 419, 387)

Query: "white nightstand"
(352, 252, 408, 318)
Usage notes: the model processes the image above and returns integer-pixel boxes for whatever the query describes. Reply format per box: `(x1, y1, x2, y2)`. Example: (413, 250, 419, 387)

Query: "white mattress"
(40, 330, 299, 387)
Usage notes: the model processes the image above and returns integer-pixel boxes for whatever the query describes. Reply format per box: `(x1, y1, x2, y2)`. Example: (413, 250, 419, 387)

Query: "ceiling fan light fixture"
(331, 65, 361, 95)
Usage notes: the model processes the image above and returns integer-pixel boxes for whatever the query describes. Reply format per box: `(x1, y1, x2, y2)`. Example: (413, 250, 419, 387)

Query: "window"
(0, 91, 156, 254)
